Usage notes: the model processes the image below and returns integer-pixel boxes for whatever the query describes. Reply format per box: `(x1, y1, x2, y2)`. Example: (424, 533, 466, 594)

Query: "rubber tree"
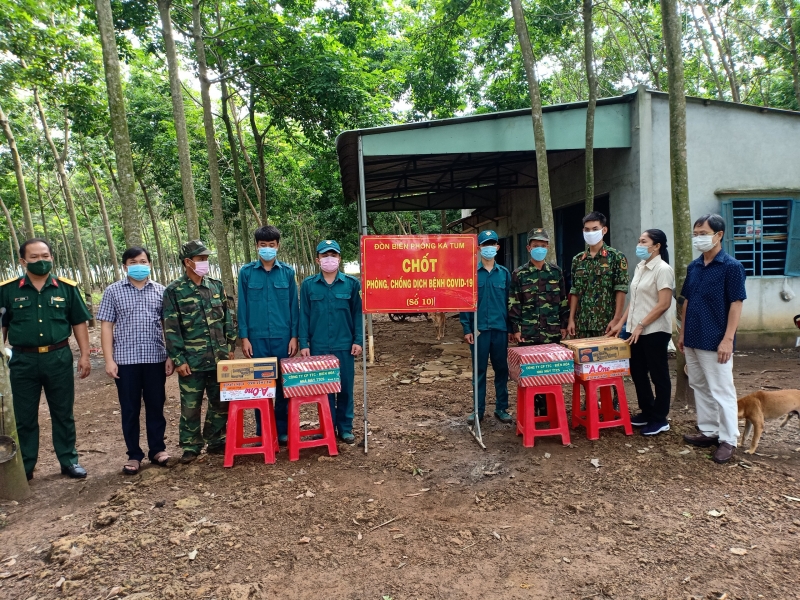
(0, 103, 35, 238)
(82, 156, 121, 280)
(661, 0, 693, 401)
(510, 0, 556, 260)
(156, 0, 201, 239)
(583, 0, 597, 214)
(0, 352, 31, 501)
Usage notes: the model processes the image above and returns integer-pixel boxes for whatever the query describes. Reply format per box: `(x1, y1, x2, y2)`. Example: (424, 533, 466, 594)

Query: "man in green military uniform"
(163, 241, 236, 463)
(567, 211, 629, 339)
(509, 228, 568, 346)
(0, 238, 92, 480)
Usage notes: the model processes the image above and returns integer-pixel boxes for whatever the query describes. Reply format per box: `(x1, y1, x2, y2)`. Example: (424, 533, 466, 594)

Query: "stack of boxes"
(507, 344, 575, 387)
(280, 355, 342, 397)
(561, 337, 631, 381)
(216, 357, 278, 401)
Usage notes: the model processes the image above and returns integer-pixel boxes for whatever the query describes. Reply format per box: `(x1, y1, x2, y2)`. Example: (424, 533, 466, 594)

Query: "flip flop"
(152, 451, 170, 466)
(122, 459, 140, 475)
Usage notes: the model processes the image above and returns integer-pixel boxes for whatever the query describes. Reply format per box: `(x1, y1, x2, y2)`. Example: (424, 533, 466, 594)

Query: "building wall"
(646, 93, 800, 332)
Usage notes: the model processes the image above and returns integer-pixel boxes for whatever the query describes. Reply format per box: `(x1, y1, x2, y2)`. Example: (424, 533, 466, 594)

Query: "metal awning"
(336, 93, 635, 213)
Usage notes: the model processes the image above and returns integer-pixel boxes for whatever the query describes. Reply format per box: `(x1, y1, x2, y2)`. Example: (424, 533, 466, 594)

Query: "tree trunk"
(137, 174, 169, 284)
(415, 211, 425, 234)
(690, 6, 725, 101)
(220, 74, 252, 264)
(510, 0, 556, 261)
(0, 103, 35, 239)
(79, 200, 103, 287)
(0, 196, 20, 254)
(36, 157, 50, 244)
(583, 0, 597, 214)
(661, 0, 693, 403)
(777, 0, 800, 108)
(83, 158, 121, 280)
(48, 194, 77, 279)
(248, 97, 269, 225)
(0, 353, 32, 501)
(191, 0, 235, 304)
(440, 210, 447, 233)
(33, 90, 94, 314)
(156, 0, 200, 240)
(235, 105, 262, 206)
(699, 3, 740, 102)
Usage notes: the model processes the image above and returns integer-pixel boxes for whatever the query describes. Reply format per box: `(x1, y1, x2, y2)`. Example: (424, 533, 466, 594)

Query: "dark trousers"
(322, 349, 355, 436)
(115, 362, 167, 462)
(250, 337, 290, 437)
(9, 346, 77, 474)
(469, 329, 509, 416)
(629, 331, 672, 423)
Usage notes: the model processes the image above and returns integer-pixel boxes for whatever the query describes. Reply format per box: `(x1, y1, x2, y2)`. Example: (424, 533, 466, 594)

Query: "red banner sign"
(360, 234, 478, 313)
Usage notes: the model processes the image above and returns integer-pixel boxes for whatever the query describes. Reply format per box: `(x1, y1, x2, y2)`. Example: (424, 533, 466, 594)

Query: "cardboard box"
(220, 380, 276, 402)
(217, 357, 278, 382)
(574, 359, 630, 381)
(280, 355, 341, 398)
(508, 344, 575, 387)
(561, 336, 631, 364)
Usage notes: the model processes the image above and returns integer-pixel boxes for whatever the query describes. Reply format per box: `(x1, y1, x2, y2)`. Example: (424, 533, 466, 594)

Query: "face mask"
(25, 260, 53, 276)
(126, 265, 151, 281)
(190, 260, 210, 277)
(583, 230, 604, 246)
(635, 245, 653, 261)
(530, 247, 548, 262)
(319, 256, 340, 273)
(258, 247, 278, 261)
(692, 234, 717, 253)
(480, 246, 498, 259)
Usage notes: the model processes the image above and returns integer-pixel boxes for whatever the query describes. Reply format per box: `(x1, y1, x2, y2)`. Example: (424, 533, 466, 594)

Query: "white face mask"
(583, 230, 604, 246)
(692, 234, 717, 253)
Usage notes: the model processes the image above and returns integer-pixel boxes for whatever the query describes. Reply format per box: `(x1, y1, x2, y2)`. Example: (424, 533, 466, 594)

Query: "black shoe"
(683, 433, 720, 448)
(26, 471, 33, 481)
(206, 446, 225, 455)
(180, 450, 199, 464)
(61, 463, 87, 479)
(630, 413, 648, 427)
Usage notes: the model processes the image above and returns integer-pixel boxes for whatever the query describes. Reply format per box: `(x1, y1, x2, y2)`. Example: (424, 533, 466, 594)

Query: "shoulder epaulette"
(57, 276, 78, 286)
(0, 277, 18, 286)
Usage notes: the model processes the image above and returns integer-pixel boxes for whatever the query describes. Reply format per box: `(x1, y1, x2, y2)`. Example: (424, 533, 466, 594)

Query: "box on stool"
(220, 380, 276, 402)
(574, 359, 630, 381)
(217, 357, 279, 381)
(280, 355, 342, 398)
(508, 344, 575, 387)
(561, 336, 631, 364)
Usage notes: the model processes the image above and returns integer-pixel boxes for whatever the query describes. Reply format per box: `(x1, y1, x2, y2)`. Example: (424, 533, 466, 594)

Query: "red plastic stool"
(287, 394, 339, 462)
(223, 398, 279, 467)
(516, 384, 571, 447)
(571, 376, 633, 440)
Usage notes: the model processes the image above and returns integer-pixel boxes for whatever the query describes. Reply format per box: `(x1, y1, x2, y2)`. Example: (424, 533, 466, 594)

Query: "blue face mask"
(635, 245, 653, 261)
(126, 265, 151, 281)
(258, 247, 278, 261)
(480, 246, 498, 259)
(530, 247, 548, 262)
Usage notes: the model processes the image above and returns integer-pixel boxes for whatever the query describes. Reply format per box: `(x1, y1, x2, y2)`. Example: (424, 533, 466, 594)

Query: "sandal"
(152, 451, 170, 466)
(122, 459, 140, 475)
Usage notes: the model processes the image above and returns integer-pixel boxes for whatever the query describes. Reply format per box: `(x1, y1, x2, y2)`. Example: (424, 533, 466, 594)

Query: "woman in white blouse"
(610, 229, 675, 436)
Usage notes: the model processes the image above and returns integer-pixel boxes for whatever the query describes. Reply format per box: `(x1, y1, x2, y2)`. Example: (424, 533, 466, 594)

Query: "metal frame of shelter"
(339, 92, 637, 452)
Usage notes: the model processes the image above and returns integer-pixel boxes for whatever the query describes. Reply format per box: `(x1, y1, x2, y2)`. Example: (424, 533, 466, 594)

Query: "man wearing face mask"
(1, 238, 92, 480)
(97, 247, 174, 475)
(508, 228, 568, 414)
(679, 214, 746, 464)
(459, 231, 512, 424)
(163, 241, 236, 463)
(298, 240, 363, 444)
(237, 225, 299, 444)
(568, 212, 629, 339)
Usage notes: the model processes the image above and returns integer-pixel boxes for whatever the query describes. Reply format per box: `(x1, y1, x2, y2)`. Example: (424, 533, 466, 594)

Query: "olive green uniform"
(508, 261, 569, 345)
(570, 244, 629, 338)
(0, 275, 92, 475)
(162, 274, 236, 453)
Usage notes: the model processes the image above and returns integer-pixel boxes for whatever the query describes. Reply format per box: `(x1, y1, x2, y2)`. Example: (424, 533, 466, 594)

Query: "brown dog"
(737, 390, 800, 454)
(433, 313, 447, 341)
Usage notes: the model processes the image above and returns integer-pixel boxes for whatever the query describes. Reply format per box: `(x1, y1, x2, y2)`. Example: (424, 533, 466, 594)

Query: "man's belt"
(13, 340, 70, 354)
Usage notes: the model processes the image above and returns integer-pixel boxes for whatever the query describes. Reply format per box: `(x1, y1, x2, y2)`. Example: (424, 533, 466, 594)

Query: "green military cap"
(527, 228, 550, 242)
(180, 240, 215, 260)
(316, 239, 341, 254)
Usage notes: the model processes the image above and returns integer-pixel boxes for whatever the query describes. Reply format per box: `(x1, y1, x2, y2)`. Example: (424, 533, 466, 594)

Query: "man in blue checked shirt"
(98, 247, 174, 475)
(298, 239, 362, 444)
(237, 225, 299, 445)
(459, 230, 512, 425)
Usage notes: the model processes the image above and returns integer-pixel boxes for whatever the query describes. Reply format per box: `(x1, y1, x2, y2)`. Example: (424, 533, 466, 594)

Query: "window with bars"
(721, 198, 797, 277)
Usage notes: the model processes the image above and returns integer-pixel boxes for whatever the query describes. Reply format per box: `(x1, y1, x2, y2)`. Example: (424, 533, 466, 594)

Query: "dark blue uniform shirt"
(681, 249, 747, 352)
(299, 271, 363, 352)
(237, 259, 299, 340)
(460, 262, 511, 334)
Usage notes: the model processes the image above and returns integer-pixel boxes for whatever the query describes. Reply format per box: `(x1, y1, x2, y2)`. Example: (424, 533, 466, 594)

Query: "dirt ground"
(1, 316, 799, 600)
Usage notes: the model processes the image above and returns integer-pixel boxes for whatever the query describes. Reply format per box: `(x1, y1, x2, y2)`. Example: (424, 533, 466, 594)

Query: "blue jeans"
(311, 348, 355, 435)
(469, 329, 509, 416)
(250, 338, 290, 436)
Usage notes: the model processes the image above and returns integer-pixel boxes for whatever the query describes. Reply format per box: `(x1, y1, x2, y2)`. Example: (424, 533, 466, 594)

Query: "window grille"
(722, 199, 792, 276)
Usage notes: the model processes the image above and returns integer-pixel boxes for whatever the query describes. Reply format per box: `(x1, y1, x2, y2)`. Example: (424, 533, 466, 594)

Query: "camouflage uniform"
(163, 242, 236, 453)
(508, 261, 569, 345)
(570, 244, 629, 338)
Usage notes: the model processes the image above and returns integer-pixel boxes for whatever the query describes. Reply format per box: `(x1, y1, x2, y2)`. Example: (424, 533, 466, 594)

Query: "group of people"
(0, 227, 362, 479)
(0, 211, 747, 480)
(458, 211, 746, 465)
